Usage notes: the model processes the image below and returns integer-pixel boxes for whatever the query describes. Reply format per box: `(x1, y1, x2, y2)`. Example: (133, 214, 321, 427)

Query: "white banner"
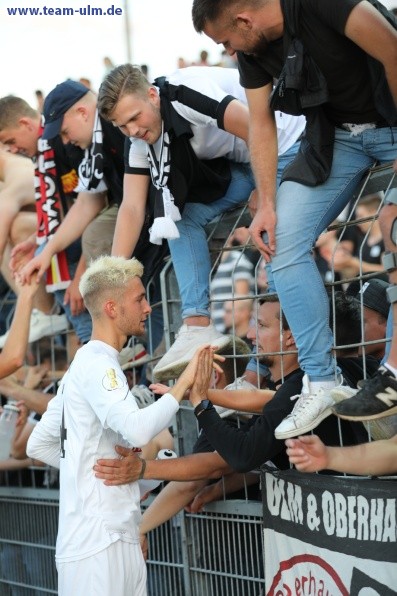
(262, 467, 397, 595)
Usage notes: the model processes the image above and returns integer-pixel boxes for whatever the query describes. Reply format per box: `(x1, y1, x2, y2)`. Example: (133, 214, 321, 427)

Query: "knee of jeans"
(178, 204, 210, 229)
(271, 248, 298, 273)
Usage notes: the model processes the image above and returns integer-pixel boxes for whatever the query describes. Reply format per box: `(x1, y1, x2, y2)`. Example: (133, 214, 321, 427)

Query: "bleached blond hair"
(79, 255, 144, 317)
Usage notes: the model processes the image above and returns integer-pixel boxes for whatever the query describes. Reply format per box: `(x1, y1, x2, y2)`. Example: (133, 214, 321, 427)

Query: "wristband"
(194, 399, 214, 418)
(138, 458, 147, 480)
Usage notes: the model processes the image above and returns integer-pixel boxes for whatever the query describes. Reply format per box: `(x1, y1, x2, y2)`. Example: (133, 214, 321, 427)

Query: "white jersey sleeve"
(26, 390, 63, 468)
(105, 392, 179, 448)
(127, 137, 150, 170)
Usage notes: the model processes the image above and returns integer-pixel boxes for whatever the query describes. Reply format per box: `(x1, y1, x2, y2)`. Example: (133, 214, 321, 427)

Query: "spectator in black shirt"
(191, 0, 397, 441)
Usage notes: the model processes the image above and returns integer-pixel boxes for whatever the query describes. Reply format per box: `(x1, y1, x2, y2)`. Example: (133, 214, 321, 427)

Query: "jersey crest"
(102, 368, 125, 391)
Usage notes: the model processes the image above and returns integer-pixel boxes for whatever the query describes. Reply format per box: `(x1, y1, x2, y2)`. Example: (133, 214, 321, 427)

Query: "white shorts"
(57, 540, 147, 596)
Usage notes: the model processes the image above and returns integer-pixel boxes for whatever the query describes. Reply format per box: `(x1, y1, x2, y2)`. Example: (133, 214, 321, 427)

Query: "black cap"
(42, 80, 89, 140)
(352, 278, 390, 319)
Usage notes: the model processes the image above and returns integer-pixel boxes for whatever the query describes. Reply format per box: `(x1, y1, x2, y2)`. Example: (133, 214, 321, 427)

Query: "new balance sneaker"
(215, 376, 257, 418)
(153, 323, 232, 382)
(0, 309, 69, 348)
(332, 366, 397, 421)
(274, 374, 343, 439)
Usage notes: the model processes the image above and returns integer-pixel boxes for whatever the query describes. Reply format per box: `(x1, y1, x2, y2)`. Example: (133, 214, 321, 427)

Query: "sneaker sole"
(153, 335, 233, 382)
(332, 404, 397, 422)
(274, 406, 333, 440)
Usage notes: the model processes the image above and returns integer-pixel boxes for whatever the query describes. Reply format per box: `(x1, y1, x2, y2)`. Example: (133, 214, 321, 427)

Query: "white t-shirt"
(126, 66, 306, 172)
(27, 340, 179, 563)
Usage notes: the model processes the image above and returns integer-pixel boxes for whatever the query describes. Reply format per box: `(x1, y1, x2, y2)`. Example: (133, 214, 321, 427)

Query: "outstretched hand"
(149, 382, 170, 396)
(189, 346, 217, 406)
(285, 435, 329, 472)
(14, 271, 41, 299)
(94, 445, 144, 485)
(9, 239, 36, 274)
(18, 253, 50, 285)
(248, 204, 277, 262)
(185, 482, 220, 514)
(173, 344, 225, 398)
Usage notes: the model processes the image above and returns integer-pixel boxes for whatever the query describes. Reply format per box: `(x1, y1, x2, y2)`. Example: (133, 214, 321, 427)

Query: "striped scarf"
(74, 110, 108, 193)
(146, 122, 181, 245)
(34, 123, 71, 291)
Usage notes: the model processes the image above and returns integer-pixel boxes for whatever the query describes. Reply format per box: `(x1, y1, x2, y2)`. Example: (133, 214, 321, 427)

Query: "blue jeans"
(36, 244, 93, 344)
(169, 142, 301, 321)
(53, 290, 92, 345)
(54, 258, 92, 343)
(270, 126, 397, 381)
(245, 141, 301, 376)
(168, 161, 255, 319)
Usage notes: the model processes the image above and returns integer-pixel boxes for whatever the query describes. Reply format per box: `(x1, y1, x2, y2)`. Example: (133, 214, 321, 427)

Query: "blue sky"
(1, 0, 395, 106)
(0, 0, 221, 104)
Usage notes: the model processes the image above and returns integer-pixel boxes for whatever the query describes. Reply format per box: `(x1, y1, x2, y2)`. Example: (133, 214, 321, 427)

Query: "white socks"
(384, 362, 397, 378)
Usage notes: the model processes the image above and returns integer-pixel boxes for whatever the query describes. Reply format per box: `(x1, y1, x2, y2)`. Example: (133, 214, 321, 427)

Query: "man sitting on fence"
(97, 64, 305, 382)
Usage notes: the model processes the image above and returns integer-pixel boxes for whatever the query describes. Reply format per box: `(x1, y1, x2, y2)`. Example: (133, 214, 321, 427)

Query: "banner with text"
(261, 467, 397, 595)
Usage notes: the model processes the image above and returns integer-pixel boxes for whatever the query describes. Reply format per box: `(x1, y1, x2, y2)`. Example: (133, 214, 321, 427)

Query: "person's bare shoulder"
(3, 150, 34, 174)
(0, 147, 35, 205)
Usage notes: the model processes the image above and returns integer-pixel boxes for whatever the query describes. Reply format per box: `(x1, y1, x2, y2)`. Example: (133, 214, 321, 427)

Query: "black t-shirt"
(197, 357, 378, 474)
(238, 0, 384, 124)
(342, 225, 384, 264)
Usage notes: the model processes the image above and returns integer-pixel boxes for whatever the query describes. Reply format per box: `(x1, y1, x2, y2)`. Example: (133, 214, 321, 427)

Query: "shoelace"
(287, 392, 314, 416)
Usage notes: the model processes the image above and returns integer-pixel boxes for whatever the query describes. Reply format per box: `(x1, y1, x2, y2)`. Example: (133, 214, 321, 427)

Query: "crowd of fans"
(0, 0, 396, 592)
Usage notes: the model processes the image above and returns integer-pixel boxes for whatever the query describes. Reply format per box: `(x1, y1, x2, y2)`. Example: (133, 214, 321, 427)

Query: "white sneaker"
(153, 323, 232, 382)
(215, 376, 257, 418)
(224, 377, 258, 392)
(119, 343, 148, 370)
(0, 309, 69, 348)
(274, 374, 342, 439)
(131, 384, 155, 408)
(330, 385, 358, 403)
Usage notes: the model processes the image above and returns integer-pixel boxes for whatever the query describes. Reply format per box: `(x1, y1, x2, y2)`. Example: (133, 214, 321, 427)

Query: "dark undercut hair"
(192, 0, 264, 32)
(258, 294, 289, 331)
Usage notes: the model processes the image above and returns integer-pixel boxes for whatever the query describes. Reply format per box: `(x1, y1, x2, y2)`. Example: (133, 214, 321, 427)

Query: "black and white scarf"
(75, 109, 108, 193)
(146, 122, 181, 245)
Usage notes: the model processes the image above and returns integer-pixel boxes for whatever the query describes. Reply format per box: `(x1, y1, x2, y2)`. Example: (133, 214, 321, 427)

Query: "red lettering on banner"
(268, 554, 348, 596)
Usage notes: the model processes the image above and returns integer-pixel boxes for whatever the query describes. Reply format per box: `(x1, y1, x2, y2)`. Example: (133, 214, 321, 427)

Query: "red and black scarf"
(34, 123, 71, 291)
